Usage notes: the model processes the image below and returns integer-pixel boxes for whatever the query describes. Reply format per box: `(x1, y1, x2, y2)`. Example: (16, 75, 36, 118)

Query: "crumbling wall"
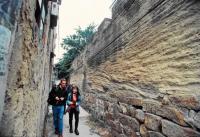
(0, 0, 22, 123)
(71, 0, 200, 137)
(0, 0, 55, 136)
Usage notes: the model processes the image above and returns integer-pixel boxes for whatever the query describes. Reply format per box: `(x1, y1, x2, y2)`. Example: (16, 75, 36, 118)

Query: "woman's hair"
(70, 85, 80, 101)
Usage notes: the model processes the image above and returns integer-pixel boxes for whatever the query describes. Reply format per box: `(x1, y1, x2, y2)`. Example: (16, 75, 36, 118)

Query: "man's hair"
(60, 79, 66, 84)
(65, 76, 70, 81)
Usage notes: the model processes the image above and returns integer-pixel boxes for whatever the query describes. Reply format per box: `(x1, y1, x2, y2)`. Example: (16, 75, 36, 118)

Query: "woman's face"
(73, 88, 77, 94)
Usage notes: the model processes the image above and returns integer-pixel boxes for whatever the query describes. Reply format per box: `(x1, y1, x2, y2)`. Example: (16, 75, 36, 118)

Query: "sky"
(54, 0, 113, 63)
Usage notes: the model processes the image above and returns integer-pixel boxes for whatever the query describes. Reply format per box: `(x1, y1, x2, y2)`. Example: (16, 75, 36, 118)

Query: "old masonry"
(70, 0, 200, 137)
(0, 0, 200, 137)
(0, 0, 60, 136)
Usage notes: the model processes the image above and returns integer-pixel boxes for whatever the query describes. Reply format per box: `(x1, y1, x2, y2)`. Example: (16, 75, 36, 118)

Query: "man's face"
(61, 81, 66, 88)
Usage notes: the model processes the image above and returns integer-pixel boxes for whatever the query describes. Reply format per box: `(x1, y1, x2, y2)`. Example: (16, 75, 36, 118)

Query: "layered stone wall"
(0, 0, 56, 136)
(71, 0, 200, 137)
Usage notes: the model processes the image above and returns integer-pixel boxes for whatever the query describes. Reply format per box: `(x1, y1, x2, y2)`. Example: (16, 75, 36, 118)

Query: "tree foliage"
(55, 24, 96, 79)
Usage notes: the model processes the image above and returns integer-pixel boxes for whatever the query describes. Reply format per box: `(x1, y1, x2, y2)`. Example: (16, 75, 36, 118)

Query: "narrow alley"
(0, 0, 200, 137)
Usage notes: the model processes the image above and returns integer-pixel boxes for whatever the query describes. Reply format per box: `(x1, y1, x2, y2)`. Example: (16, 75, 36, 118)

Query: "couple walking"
(48, 79, 81, 137)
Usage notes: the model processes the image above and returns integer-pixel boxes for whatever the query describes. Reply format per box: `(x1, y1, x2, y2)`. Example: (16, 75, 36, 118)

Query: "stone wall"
(0, 0, 56, 136)
(0, 0, 22, 123)
(71, 0, 200, 137)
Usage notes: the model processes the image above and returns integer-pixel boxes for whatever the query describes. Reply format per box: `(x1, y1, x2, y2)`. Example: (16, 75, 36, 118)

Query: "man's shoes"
(75, 129, 79, 135)
(69, 128, 73, 133)
(55, 128, 59, 134)
(58, 134, 63, 137)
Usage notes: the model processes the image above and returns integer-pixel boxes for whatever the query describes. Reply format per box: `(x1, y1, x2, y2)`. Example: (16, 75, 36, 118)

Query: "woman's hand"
(69, 101, 73, 105)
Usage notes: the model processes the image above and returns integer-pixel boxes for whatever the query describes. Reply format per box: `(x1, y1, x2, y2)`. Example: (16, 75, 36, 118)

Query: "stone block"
(136, 132, 141, 137)
(162, 120, 200, 137)
(143, 100, 162, 113)
(185, 110, 200, 130)
(119, 113, 140, 132)
(144, 113, 162, 131)
(156, 106, 186, 126)
(118, 103, 129, 115)
(193, 112, 200, 129)
(107, 120, 123, 133)
(97, 127, 112, 137)
(127, 106, 136, 117)
(123, 125, 137, 137)
(162, 95, 170, 105)
(148, 131, 165, 137)
(117, 94, 131, 105)
(140, 124, 149, 137)
(111, 129, 125, 137)
(105, 112, 114, 121)
(127, 97, 144, 107)
(169, 94, 200, 111)
(143, 100, 186, 126)
(135, 109, 145, 123)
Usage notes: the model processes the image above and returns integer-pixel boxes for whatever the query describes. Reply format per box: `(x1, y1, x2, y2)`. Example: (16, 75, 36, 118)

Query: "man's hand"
(55, 97, 59, 101)
(60, 97, 64, 101)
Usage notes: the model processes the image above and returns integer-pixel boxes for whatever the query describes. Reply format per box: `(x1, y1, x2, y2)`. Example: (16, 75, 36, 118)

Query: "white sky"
(54, 0, 113, 63)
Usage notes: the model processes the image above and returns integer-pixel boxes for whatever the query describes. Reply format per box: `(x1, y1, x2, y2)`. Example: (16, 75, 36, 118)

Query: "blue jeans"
(52, 106, 64, 134)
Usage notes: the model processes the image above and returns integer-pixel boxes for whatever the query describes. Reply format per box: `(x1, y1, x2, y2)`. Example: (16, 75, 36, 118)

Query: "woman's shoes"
(69, 128, 79, 135)
(75, 129, 79, 135)
(69, 128, 73, 133)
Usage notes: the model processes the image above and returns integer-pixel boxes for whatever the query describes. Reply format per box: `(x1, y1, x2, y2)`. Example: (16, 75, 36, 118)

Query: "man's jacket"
(48, 86, 68, 106)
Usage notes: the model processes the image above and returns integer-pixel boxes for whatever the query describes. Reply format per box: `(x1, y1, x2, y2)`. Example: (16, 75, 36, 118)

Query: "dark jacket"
(48, 86, 68, 106)
(66, 84, 72, 98)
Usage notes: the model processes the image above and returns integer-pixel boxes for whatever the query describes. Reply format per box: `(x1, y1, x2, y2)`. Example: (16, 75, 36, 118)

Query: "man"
(64, 79, 72, 114)
(66, 78, 72, 101)
(49, 79, 67, 137)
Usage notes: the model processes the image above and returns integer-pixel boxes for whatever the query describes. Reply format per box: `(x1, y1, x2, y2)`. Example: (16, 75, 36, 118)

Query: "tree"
(55, 24, 96, 79)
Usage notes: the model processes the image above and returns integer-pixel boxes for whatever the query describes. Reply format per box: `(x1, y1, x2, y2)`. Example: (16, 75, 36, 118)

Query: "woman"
(67, 85, 81, 135)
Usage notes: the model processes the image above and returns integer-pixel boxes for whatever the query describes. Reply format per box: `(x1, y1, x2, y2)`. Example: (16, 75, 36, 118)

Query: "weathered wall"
(0, 0, 22, 123)
(71, 0, 200, 137)
(0, 0, 56, 137)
